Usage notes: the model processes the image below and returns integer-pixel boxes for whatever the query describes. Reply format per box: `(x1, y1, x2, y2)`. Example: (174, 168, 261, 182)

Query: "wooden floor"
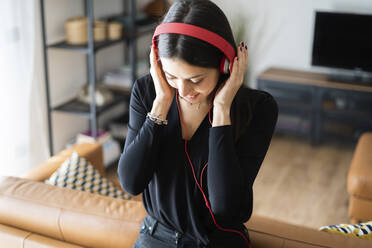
(252, 133, 355, 229)
(107, 133, 356, 230)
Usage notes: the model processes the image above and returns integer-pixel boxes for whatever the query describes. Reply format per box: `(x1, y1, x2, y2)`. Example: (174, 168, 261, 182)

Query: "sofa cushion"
(319, 221, 372, 240)
(45, 151, 131, 200)
(0, 175, 147, 248)
(22, 142, 105, 181)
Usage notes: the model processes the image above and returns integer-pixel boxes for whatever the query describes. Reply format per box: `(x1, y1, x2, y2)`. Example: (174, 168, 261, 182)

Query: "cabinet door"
(321, 89, 372, 141)
(258, 80, 312, 105)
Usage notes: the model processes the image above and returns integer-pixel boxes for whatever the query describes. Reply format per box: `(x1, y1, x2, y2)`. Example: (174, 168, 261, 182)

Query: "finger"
(243, 44, 249, 68)
(239, 42, 247, 54)
(150, 45, 160, 69)
(236, 44, 247, 81)
(238, 44, 245, 71)
(239, 43, 248, 69)
(151, 47, 167, 79)
(241, 47, 248, 70)
(149, 46, 155, 65)
(243, 44, 248, 62)
(230, 56, 239, 79)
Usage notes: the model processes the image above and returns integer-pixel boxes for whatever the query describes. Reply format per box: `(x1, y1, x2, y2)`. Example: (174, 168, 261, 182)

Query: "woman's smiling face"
(160, 57, 220, 103)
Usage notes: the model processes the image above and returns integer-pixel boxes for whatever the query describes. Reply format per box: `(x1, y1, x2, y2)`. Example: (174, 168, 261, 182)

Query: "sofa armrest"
(347, 132, 372, 199)
(21, 142, 105, 182)
(0, 176, 146, 248)
(245, 214, 372, 248)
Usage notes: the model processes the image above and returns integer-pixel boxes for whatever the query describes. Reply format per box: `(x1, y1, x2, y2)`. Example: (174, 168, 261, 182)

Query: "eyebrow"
(163, 70, 205, 79)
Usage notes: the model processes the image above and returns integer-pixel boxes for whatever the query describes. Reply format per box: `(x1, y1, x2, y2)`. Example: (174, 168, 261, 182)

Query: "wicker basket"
(65, 16, 88, 45)
(108, 22, 123, 40)
(65, 17, 107, 44)
(94, 20, 106, 42)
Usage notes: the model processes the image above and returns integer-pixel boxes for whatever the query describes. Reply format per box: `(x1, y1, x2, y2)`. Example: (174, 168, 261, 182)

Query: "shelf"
(48, 38, 124, 53)
(278, 107, 311, 117)
(276, 99, 313, 112)
(259, 67, 372, 93)
(52, 91, 130, 118)
(323, 109, 372, 124)
(47, 20, 157, 53)
(261, 86, 312, 103)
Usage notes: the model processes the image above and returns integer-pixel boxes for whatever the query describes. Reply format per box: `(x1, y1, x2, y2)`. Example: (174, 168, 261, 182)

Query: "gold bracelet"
(146, 112, 168, 125)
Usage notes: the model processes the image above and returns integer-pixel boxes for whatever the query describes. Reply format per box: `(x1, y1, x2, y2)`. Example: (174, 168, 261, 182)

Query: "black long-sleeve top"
(118, 73, 278, 247)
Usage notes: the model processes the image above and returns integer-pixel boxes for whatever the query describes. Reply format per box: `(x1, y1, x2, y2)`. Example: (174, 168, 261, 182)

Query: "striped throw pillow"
(319, 221, 372, 240)
(45, 151, 132, 200)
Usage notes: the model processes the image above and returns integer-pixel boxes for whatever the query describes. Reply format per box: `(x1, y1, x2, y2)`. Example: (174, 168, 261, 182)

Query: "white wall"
(213, 0, 372, 87)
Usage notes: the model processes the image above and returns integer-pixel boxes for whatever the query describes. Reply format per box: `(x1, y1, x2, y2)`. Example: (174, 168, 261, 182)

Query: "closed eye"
(191, 79, 203, 84)
(166, 77, 203, 85)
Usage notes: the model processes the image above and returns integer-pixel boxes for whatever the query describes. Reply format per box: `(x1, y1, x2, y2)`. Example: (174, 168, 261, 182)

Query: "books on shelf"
(102, 59, 149, 92)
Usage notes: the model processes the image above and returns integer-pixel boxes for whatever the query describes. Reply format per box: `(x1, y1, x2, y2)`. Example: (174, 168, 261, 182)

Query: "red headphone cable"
(175, 90, 251, 248)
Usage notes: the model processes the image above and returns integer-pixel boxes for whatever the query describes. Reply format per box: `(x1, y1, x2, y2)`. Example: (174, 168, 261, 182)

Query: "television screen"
(312, 11, 372, 73)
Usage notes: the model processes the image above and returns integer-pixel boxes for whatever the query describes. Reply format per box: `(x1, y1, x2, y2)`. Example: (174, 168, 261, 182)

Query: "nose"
(177, 80, 193, 97)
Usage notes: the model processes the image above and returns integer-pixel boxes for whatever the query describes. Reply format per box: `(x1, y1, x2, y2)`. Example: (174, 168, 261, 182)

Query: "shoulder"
(230, 87, 278, 146)
(131, 73, 156, 110)
(238, 86, 278, 116)
(132, 73, 156, 98)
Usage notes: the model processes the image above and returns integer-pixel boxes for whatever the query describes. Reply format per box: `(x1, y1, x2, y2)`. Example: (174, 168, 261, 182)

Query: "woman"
(118, 0, 278, 247)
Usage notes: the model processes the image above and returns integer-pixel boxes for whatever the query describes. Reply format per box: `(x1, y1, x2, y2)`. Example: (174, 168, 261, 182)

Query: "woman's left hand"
(213, 41, 248, 109)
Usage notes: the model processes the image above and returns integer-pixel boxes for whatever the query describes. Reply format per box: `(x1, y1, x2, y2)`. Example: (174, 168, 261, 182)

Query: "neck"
(176, 90, 214, 127)
(178, 95, 208, 110)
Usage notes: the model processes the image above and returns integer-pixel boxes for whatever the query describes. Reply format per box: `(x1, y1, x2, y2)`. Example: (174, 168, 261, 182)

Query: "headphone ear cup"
(220, 56, 230, 74)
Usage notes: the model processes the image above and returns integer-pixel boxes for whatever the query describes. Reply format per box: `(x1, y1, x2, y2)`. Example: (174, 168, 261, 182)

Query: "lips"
(184, 93, 200, 101)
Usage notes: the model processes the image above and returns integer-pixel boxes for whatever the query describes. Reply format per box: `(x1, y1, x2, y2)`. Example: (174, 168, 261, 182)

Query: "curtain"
(0, 0, 36, 176)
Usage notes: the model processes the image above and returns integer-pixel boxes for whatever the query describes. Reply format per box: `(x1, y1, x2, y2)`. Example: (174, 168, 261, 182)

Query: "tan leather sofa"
(347, 132, 372, 224)
(0, 142, 371, 248)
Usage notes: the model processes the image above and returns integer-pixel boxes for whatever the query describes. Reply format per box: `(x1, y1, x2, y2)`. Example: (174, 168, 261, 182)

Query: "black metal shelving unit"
(52, 91, 131, 117)
(40, 0, 158, 156)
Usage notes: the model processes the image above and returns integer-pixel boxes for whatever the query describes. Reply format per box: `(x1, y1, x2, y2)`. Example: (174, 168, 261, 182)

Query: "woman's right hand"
(149, 43, 175, 103)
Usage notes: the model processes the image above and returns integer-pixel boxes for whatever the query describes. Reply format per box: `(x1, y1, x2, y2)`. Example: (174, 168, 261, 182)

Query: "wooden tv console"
(257, 67, 372, 144)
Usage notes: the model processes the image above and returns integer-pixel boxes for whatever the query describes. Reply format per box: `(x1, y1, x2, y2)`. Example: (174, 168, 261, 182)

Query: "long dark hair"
(156, 0, 252, 142)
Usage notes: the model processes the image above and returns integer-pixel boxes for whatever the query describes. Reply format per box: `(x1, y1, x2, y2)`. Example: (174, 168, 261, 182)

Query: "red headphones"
(152, 23, 250, 247)
(152, 22, 236, 74)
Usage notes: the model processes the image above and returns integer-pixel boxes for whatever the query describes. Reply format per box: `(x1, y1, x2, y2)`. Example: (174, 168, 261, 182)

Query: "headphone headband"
(152, 22, 236, 74)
